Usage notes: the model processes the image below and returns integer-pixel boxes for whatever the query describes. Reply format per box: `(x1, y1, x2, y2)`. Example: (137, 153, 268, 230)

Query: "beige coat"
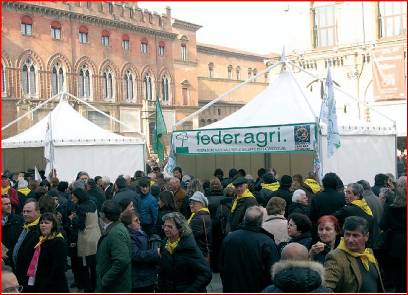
(324, 248, 385, 293)
(77, 210, 101, 257)
(262, 214, 289, 245)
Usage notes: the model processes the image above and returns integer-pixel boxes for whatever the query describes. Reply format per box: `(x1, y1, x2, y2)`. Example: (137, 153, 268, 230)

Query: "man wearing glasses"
(2, 265, 23, 293)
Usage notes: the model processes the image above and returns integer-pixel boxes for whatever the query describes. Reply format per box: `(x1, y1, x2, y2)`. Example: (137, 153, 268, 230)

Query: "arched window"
(79, 64, 91, 98)
(227, 65, 233, 79)
(208, 62, 214, 78)
(123, 70, 134, 102)
(2, 63, 6, 95)
(103, 68, 114, 100)
(236, 66, 241, 80)
(144, 73, 153, 101)
(161, 75, 170, 103)
(51, 62, 64, 96)
(21, 15, 33, 36)
(22, 58, 36, 96)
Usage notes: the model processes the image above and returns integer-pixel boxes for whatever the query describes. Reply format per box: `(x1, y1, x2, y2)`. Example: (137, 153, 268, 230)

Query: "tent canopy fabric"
(2, 100, 144, 148)
(200, 70, 395, 136)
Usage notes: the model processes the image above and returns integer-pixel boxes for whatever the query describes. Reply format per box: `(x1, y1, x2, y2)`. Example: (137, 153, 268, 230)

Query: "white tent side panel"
(321, 134, 396, 186)
(54, 144, 144, 182)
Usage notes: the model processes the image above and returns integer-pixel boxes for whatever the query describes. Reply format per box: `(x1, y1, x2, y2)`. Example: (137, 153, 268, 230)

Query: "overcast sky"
(139, 2, 306, 55)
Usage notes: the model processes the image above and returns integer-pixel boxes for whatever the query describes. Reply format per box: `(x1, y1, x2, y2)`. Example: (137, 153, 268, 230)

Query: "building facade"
(274, 2, 406, 141)
(1, 1, 273, 154)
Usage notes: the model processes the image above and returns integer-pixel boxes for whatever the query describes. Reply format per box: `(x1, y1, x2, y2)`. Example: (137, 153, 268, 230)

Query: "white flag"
(34, 166, 41, 182)
(320, 68, 341, 157)
(44, 113, 55, 178)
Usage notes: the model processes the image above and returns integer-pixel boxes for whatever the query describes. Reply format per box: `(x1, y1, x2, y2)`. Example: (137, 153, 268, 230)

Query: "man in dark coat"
(309, 172, 345, 224)
(2, 196, 24, 267)
(86, 178, 105, 212)
(261, 174, 293, 216)
(136, 177, 158, 236)
(112, 176, 139, 207)
(228, 177, 258, 231)
(221, 206, 279, 293)
(371, 173, 388, 196)
(96, 200, 132, 293)
(333, 183, 377, 248)
(12, 199, 41, 292)
(256, 173, 280, 206)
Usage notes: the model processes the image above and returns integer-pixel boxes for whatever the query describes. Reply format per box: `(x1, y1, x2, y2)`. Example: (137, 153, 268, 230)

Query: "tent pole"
(2, 92, 60, 131)
(174, 60, 284, 128)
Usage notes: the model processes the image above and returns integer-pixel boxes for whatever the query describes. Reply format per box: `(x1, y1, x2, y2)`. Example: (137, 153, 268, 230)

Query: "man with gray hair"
(357, 180, 383, 224)
(220, 206, 279, 292)
(333, 183, 377, 248)
(262, 243, 331, 292)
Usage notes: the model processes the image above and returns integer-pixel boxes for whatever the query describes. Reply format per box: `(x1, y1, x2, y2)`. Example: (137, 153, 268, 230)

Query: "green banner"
(172, 123, 316, 154)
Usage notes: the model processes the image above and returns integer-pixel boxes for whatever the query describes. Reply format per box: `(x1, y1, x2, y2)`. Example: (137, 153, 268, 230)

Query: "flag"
(34, 166, 41, 182)
(44, 112, 55, 179)
(320, 68, 341, 157)
(153, 98, 167, 162)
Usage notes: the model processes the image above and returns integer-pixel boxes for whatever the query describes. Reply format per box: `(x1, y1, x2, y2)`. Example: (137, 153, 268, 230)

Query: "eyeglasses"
(3, 285, 23, 293)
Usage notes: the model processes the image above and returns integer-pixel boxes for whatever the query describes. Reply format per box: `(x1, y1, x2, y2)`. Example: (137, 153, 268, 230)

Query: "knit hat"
(190, 191, 208, 207)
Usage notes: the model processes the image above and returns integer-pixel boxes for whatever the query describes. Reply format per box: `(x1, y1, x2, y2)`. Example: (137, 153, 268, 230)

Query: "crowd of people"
(1, 163, 406, 293)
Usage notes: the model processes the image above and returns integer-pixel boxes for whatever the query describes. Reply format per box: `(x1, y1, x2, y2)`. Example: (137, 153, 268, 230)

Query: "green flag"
(153, 98, 167, 162)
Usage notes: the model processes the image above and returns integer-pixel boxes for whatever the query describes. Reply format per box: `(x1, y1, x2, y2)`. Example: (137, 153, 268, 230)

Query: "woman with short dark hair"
(280, 213, 313, 251)
(27, 213, 69, 292)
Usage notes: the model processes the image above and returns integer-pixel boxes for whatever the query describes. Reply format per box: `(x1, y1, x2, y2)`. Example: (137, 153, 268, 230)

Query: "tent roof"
(2, 100, 144, 148)
(201, 70, 317, 129)
(200, 69, 395, 136)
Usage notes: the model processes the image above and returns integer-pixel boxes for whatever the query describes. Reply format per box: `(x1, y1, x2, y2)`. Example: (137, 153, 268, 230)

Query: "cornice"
(172, 19, 202, 32)
(197, 45, 266, 62)
(3, 2, 178, 40)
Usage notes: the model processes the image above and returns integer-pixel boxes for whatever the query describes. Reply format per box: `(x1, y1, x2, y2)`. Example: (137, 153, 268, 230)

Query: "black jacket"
(288, 202, 310, 217)
(14, 223, 40, 291)
(206, 192, 226, 219)
(220, 225, 279, 293)
(2, 213, 24, 265)
(279, 231, 313, 251)
(333, 203, 376, 248)
(158, 234, 212, 292)
(127, 227, 160, 289)
(229, 197, 258, 232)
(87, 187, 106, 212)
(190, 210, 212, 258)
(113, 188, 139, 208)
(259, 187, 292, 212)
(33, 237, 69, 293)
(262, 260, 333, 293)
(309, 189, 345, 223)
(379, 205, 406, 258)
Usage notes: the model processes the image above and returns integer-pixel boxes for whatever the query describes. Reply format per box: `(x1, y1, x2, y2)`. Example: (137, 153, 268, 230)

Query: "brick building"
(1, 1, 275, 152)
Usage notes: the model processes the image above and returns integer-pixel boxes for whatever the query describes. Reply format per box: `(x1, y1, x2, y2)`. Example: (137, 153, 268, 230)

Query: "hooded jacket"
(262, 260, 332, 293)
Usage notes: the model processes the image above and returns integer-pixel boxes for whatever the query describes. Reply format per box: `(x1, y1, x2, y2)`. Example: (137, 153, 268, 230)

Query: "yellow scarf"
(187, 208, 210, 224)
(304, 179, 321, 193)
(35, 232, 64, 249)
(337, 237, 377, 271)
(23, 216, 40, 230)
(261, 182, 280, 192)
(18, 187, 31, 196)
(165, 238, 180, 255)
(2, 185, 11, 195)
(231, 189, 255, 212)
(352, 199, 373, 216)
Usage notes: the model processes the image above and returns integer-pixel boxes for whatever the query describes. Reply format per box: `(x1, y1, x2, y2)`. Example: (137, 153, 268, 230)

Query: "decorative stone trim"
(197, 45, 266, 62)
(172, 19, 202, 32)
(3, 2, 177, 40)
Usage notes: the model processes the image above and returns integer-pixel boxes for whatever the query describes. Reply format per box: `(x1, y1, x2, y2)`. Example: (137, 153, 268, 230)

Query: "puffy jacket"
(262, 260, 332, 293)
(137, 192, 158, 225)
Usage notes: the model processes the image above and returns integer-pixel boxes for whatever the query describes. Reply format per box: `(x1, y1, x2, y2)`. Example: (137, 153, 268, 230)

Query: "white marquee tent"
(2, 100, 145, 182)
(172, 66, 396, 185)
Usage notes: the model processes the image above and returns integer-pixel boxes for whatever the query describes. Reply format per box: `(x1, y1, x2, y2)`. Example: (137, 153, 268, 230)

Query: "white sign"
(172, 123, 316, 154)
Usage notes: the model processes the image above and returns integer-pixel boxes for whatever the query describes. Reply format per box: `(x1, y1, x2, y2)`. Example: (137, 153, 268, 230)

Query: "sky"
(138, 2, 307, 55)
